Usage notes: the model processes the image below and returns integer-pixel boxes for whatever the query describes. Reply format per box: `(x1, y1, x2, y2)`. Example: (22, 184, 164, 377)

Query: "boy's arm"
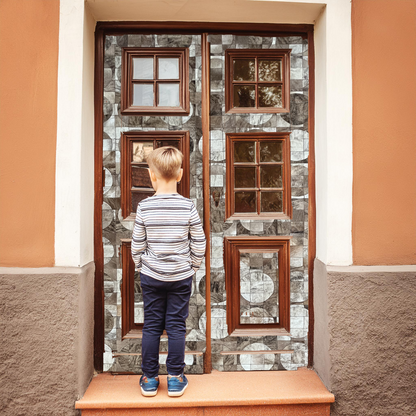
(131, 204, 147, 272)
(189, 204, 206, 272)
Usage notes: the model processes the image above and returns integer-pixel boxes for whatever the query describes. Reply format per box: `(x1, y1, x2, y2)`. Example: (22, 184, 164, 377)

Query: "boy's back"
(132, 193, 206, 282)
(131, 146, 206, 397)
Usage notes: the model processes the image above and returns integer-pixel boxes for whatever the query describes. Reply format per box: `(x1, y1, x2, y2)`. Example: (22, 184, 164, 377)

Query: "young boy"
(131, 146, 206, 398)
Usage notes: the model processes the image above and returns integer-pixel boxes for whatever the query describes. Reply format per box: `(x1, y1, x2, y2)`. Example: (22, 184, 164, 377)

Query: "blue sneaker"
(167, 374, 188, 397)
(140, 375, 160, 397)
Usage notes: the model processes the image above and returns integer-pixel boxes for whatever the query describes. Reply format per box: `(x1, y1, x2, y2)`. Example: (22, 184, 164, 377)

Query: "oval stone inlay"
(240, 343, 275, 371)
(240, 271, 274, 304)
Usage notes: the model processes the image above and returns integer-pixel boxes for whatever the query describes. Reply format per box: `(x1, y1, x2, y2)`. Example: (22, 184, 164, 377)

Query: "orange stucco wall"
(0, 0, 59, 267)
(352, 0, 416, 265)
(1, 0, 415, 267)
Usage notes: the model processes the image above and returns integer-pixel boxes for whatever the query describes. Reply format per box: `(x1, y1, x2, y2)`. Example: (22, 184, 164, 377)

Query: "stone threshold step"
(76, 368, 334, 415)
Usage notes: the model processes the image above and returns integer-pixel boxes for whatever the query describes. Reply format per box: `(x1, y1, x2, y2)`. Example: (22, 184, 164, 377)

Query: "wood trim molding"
(220, 350, 294, 355)
(120, 130, 190, 219)
(201, 32, 212, 374)
(307, 29, 316, 368)
(96, 21, 313, 37)
(120, 239, 144, 338)
(94, 26, 105, 372)
(113, 351, 203, 356)
(224, 236, 291, 337)
(94, 21, 315, 372)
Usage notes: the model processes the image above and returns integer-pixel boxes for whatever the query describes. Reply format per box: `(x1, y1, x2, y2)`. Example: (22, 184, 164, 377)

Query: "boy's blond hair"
(147, 146, 183, 180)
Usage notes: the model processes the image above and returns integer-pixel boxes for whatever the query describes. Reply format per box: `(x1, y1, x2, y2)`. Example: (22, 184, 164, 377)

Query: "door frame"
(93, 21, 315, 373)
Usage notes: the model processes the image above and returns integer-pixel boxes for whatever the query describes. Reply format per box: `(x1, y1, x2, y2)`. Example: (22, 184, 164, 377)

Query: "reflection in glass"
(233, 85, 255, 107)
(132, 142, 154, 163)
(235, 167, 256, 188)
(158, 58, 180, 80)
(235, 191, 256, 213)
(134, 271, 144, 324)
(132, 166, 153, 188)
(233, 59, 256, 81)
(158, 140, 180, 149)
(258, 85, 282, 108)
(240, 251, 279, 324)
(260, 141, 283, 162)
(158, 83, 180, 107)
(133, 84, 154, 106)
(260, 165, 282, 188)
(259, 60, 282, 81)
(132, 191, 153, 213)
(261, 192, 283, 213)
(133, 58, 154, 80)
(234, 141, 255, 163)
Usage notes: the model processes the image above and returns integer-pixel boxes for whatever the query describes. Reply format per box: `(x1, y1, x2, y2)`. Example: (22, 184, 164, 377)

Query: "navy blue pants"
(140, 273, 192, 378)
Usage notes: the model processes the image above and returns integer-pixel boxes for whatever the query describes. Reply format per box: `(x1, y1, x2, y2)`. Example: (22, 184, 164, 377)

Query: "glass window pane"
(261, 192, 283, 213)
(157, 140, 179, 149)
(233, 59, 255, 81)
(234, 141, 255, 163)
(260, 165, 282, 188)
(158, 83, 180, 107)
(133, 57, 154, 80)
(259, 60, 282, 82)
(134, 271, 144, 324)
(235, 191, 256, 213)
(260, 141, 282, 162)
(132, 190, 153, 213)
(235, 167, 256, 188)
(133, 84, 154, 107)
(240, 251, 279, 324)
(258, 85, 282, 108)
(158, 57, 180, 79)
(233, 85, 256, 108)
(132, 166, 152, 188)
(132, 142, 154, 163)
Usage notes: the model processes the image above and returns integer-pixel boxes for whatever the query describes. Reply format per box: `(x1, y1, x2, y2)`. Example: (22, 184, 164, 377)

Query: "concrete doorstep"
(76, 368, 334, 415)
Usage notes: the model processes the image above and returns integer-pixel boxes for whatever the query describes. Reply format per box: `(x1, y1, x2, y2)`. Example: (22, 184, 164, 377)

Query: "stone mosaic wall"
(101, 33, 309, 373)
(207, 34, 309, 371)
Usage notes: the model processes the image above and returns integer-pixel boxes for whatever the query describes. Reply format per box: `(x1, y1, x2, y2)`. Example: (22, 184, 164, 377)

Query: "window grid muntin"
(232, 139, 285, 215)
(130, 53, 181, 108)
(225, 49, 291, 114)
(122, 48, 189, 115)
(226, 133, 292, 219)
(231, 57, 284, 110)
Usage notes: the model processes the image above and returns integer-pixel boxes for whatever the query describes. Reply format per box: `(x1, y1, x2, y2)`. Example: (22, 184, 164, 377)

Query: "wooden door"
(96, 27, 314, 374)
(206, 34, 310, 372)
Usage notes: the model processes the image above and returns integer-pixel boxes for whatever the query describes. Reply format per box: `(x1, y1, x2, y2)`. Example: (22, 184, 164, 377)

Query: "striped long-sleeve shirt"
(131, 193, 206, 281)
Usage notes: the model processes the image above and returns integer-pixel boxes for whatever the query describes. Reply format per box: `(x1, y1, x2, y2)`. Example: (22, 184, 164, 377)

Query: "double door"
(101, 31, 310, 373)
